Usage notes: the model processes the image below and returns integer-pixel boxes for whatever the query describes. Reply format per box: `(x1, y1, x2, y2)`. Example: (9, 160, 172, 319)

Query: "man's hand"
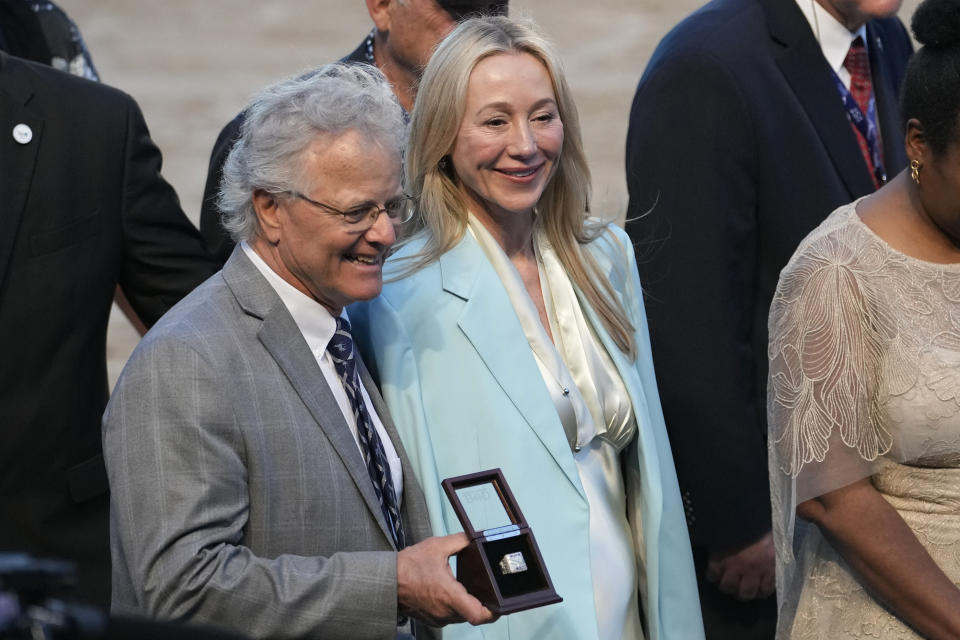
(397, 532, 497, 627)
(705, 531, 775, 600)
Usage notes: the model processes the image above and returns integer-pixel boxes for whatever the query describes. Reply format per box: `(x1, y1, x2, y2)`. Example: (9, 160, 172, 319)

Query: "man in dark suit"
(199, 0, 508, 264)
(624, 0, 912, 637)
(0, 51, 218, 606)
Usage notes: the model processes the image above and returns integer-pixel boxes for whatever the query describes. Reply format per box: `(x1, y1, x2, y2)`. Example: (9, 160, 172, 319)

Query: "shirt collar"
(241, 241, 340, 357)
(794, 0, 869, 75)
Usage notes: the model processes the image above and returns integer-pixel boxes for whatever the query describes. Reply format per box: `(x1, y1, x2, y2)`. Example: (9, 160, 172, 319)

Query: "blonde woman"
(351, 16, 703, 640)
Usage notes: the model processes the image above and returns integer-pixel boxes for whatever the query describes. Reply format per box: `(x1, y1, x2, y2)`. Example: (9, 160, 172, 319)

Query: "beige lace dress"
(767, 201, 960, 639)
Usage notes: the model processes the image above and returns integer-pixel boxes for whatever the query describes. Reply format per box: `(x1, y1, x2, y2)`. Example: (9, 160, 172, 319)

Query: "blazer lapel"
(764, 0, 876, 198)
(440, 235, 585, 499)
(0, 53, 43, 294)
(222, 250, 398, 547)
(576, 242, 664, 531)
(867, 22, 907, 174)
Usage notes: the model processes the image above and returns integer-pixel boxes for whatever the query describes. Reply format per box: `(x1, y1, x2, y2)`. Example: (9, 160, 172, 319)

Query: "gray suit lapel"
(222, 249, 398, 547)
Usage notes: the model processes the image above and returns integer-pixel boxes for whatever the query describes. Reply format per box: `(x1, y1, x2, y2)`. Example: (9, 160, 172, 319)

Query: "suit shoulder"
(581, 222, 637, 291)
(378, 234, 443, 307)
(636, 0, 767, 107)
(584, 221, 631, 260)
(867, 15, 913, 62)
(213, 111, 246, 156)
(135, 273, 233, 351)
(869, 14, 911, 43)
(651, 0, 763, 62)
(379, 268, 443, 317)
(9, 54, 135, 113)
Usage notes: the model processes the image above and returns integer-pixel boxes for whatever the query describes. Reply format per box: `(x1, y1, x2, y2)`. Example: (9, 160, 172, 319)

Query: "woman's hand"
(798, 478, 960, 640)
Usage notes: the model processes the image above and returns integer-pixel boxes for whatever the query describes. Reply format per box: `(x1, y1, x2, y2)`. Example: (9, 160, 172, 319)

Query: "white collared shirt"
(241, 242, 404, 503)
(794, 0, 869, 90)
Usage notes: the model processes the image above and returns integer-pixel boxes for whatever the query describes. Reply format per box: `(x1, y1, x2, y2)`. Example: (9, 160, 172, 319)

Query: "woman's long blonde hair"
(398, 15, 636, 358)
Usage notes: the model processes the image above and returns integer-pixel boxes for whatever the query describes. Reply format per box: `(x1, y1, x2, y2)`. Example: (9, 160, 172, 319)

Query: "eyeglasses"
(284, 190, 416, 229)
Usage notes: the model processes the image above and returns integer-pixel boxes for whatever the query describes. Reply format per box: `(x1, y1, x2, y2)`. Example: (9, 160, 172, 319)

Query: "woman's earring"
(438, 156, 449, 171)
(910, 158, 921, 185)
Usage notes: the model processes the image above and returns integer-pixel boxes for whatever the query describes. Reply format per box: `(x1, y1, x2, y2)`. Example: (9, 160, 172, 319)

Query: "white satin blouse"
(468, 215, 644, 640)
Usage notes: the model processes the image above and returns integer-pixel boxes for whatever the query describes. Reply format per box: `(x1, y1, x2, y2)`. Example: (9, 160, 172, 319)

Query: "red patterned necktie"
(843, 36, 883, 188)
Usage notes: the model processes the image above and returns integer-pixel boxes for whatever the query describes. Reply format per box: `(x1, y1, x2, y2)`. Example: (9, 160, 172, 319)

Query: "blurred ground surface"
(52, 0, 919, 385)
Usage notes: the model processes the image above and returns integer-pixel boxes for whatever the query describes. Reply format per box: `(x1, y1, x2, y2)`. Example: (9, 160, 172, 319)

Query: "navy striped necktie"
(327, 317, 405, 548)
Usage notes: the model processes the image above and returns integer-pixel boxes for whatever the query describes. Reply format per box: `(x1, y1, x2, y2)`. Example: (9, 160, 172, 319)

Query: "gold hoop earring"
(910, 158, 921, 185)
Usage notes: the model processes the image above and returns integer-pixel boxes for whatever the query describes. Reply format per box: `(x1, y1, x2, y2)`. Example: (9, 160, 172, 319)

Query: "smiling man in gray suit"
(103, 63, 493, 639)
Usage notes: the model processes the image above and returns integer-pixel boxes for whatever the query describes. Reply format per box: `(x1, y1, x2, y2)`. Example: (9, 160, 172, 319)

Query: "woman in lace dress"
(767, 1, 960, 637)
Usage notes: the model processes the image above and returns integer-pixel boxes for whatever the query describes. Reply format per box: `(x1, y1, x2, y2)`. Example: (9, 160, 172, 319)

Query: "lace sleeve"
(768, 230, 896, 504)
(767, 220, 902, 634)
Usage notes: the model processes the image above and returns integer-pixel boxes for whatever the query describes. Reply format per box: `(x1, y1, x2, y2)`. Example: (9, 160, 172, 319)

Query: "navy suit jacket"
(0, 52, 216, 605)
(624, 0, 912, 548)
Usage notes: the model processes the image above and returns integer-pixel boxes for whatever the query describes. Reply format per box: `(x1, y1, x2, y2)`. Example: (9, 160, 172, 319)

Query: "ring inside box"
(442, 469, 562, 615)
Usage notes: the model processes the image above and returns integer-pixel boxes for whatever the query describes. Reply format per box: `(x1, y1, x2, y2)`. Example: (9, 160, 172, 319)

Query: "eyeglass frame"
(281, 189, 416, 228)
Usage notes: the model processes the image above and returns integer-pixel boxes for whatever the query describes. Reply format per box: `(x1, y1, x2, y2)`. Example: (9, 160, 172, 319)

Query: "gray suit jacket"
(104, 248, 437, 640)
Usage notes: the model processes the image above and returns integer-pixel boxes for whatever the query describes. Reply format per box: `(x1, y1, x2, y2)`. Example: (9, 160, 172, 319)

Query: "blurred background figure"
(768, 0, 960, 636)
(623, 0, 912, 636)
(199, 0, 509, 264)
(0, 0, 98, 79)
(353, 15, 703, 640)
(0, 47, 217, 607)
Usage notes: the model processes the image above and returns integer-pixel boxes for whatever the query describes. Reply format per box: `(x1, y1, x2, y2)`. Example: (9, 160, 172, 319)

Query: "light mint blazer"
(351, 223, 704, 640)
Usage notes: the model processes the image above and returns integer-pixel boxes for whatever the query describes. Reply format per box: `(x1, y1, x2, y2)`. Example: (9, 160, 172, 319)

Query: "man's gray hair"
(218, 63, 407, 243)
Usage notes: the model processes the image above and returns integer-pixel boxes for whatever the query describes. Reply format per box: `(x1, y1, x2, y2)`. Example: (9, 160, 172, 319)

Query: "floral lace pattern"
(767, 202, 960, 638)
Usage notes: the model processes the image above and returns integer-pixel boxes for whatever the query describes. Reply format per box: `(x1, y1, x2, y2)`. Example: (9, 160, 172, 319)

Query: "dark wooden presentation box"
(441, 468, 562, 615)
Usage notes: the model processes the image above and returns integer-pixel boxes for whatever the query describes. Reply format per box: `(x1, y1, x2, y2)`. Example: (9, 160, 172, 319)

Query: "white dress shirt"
(241, 242, 404, 501)
(794, 0, 869, 90)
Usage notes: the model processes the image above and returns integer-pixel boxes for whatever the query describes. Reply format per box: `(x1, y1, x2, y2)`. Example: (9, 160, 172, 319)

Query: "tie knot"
(335, 316, 352, 337)
(844, 36, 869, 73)
(328, 317, 355, 377)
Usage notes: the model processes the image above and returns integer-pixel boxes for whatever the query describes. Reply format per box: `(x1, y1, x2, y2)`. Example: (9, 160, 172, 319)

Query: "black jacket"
(0, 52, 217, 605)
(624, 0, 912, 549)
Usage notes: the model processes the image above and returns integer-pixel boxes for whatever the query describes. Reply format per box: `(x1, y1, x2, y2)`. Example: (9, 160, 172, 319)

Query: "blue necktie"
(327, 317, 406, 549)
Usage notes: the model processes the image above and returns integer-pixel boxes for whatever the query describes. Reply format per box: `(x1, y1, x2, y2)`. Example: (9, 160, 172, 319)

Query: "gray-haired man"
(104, 63, 493, 639)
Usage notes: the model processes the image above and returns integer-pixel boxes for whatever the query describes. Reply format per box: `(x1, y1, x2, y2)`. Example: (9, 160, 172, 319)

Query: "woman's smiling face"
(450, 51, 564, 232)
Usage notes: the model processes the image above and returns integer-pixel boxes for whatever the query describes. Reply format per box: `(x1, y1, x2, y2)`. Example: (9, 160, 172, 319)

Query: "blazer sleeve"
(624, 49, 771, 549)
(597, 226, 706, 640)
(103, 335, 401, 640)
(116, 96, 218, 326)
